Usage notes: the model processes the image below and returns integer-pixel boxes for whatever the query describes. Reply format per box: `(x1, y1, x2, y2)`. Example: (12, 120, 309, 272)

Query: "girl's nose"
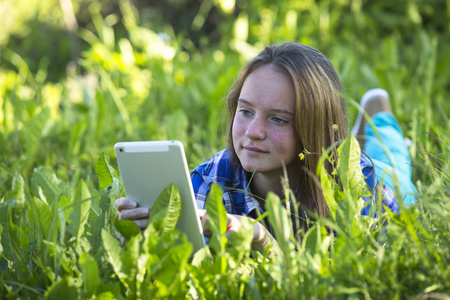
(245, 118, 266, 140)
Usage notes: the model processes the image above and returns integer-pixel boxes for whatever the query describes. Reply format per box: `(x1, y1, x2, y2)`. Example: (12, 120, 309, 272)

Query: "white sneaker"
(351, 88, 392, 141)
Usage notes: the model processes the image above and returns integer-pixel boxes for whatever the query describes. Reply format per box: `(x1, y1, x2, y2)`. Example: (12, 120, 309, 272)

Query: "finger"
(200, 213, 209, 231)
(252, 221, 263, 243)
(118, 207, 149, 221)
(197, 208, 206, 217)
(200, 213, 207, 226)
(199, 209, 209, 228)
(226, 214, 241, 232)
(133, 218, 148, 230)
(226, 214, 233, 231)
(199, 213, 213, 237)
(115, 197, 138, 211)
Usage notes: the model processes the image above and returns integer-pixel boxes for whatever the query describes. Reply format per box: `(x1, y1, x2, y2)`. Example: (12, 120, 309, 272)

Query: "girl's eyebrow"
(238, 99, 294, 115)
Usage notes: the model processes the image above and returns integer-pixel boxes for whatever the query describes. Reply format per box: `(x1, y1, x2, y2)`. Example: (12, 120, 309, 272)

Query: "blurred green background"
(1, 0, 449, 189)
(1, 1, 449, 298)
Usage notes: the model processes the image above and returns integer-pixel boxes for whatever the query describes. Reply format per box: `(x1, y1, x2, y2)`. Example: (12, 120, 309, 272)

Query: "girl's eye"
(239, 109, 252, 116)
(272, 117, 287, 125)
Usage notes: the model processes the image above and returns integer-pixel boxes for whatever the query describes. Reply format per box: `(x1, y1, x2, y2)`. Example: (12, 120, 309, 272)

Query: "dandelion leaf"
(67, 180, 91, 240)
(148, 183, 182, 233)
(205, 183, 227, 235)
(95, 153, 113, 190)
(336, 134, 370, 198)
(115, 219, 141, 241)
(79, 252, 101, 297)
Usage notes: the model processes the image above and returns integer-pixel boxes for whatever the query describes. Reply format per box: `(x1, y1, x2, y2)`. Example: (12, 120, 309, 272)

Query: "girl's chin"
(241, 163, 283, 175)
(241, 162, 263, 173)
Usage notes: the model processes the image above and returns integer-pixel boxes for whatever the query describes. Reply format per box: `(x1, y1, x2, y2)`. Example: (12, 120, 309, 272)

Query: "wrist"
(252, 222, 270, 251)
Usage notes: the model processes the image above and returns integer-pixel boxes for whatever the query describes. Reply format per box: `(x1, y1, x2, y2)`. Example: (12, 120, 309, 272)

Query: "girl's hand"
(198, 209, 276, 254)
(115, 197, 150, 231)
(227, 214, 275, 254)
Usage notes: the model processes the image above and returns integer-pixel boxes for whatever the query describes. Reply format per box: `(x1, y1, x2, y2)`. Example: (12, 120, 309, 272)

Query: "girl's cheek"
(232, 118, 246, 136)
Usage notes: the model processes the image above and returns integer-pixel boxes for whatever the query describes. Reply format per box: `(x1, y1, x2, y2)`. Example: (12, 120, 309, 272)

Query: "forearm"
(252, 221, 277, 255)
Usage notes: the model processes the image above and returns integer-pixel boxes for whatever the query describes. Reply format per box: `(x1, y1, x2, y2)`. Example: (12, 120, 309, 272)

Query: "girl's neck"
(249, 163, 298, 208)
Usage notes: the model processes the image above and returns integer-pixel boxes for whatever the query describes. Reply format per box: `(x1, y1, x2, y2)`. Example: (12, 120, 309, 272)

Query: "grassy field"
(0, 0, 449, 298)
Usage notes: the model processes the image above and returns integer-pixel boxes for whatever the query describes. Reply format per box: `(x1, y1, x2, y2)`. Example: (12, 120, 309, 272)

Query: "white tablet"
(114, 141, 205, 253)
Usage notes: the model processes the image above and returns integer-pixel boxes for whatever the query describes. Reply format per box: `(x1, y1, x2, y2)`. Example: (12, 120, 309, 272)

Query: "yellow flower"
(298, 153, 305, 161)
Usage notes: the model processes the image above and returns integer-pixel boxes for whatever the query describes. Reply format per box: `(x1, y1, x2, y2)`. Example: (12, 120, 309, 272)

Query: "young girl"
(115, 42, 416, 253)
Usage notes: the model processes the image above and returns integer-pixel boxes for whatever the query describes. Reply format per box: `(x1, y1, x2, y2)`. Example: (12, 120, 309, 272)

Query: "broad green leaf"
(302, 224, 332, 274)
(247, 273, 263, 300)
(86, 210, 105, 253)
(95, 291, 118, 299)
(115, 219, 141, 240)
(191, 246, 212, 267)
(27, 197, 52, 238)
(57, 195, 73, 222)
(57, 208, 66, 246)
(186, 271, 206, 300)
(204, 184, 228, 254)
(303, 224, 320, 254)
(96, 282, 123, 298)
(107, 177, 122, 201)
(148, 183, 182, 233)
(136, 249, 150, 287)
(142, 224, 160, 256)
(11, 172, 25, 213)
(8, 213, 30, 252)
(205, 183, 227, 235)
(99, 194, 112, 213)
(95, 153, 113, 190)
(150, 230, 183, 260)
(206, 234, 228, 256)
(145, 229, 190, 298)
(320, 164, 339, 219)
(265, 191, 298, 299)
(42, 240, 72, 275)
(120, 234, 141, 292)
(0, 203, 11, 260)
(212, 252, 229, 284)
(54, 209, 68, 277)
(102, 229, 124, 281)
(31, 167, 64, 205)
(152, 235, 192, 297)
(44, 276, 79, 300)
(67, 180, 91, 240)
(0, 222, 3, 256)
(79, 252, 101, 297)
(336, 135, 370, 198)
(335, 198, 353, 233)
(87, 193, 103, 235)
(99, 177, 121, 219)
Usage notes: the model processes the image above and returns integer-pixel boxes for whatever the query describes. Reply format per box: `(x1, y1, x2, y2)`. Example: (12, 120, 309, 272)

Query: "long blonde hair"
(226, 42, 348, 229)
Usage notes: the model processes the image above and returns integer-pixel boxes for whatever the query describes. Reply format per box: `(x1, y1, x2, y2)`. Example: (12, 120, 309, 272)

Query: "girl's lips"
(243, 146, 268, 155)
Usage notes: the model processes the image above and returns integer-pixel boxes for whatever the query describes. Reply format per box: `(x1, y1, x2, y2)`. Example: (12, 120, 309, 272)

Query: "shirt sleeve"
(190, 170, 209, 210)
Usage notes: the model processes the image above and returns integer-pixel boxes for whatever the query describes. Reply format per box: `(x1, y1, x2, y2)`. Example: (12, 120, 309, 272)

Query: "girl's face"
(232, 64, 300, 175)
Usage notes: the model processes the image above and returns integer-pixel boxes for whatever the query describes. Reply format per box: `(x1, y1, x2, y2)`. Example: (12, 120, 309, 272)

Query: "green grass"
(0, 0, 449, 298)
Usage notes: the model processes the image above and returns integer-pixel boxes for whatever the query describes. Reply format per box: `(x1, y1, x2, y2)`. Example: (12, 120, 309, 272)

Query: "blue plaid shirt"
(190, 149, 399, 218)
